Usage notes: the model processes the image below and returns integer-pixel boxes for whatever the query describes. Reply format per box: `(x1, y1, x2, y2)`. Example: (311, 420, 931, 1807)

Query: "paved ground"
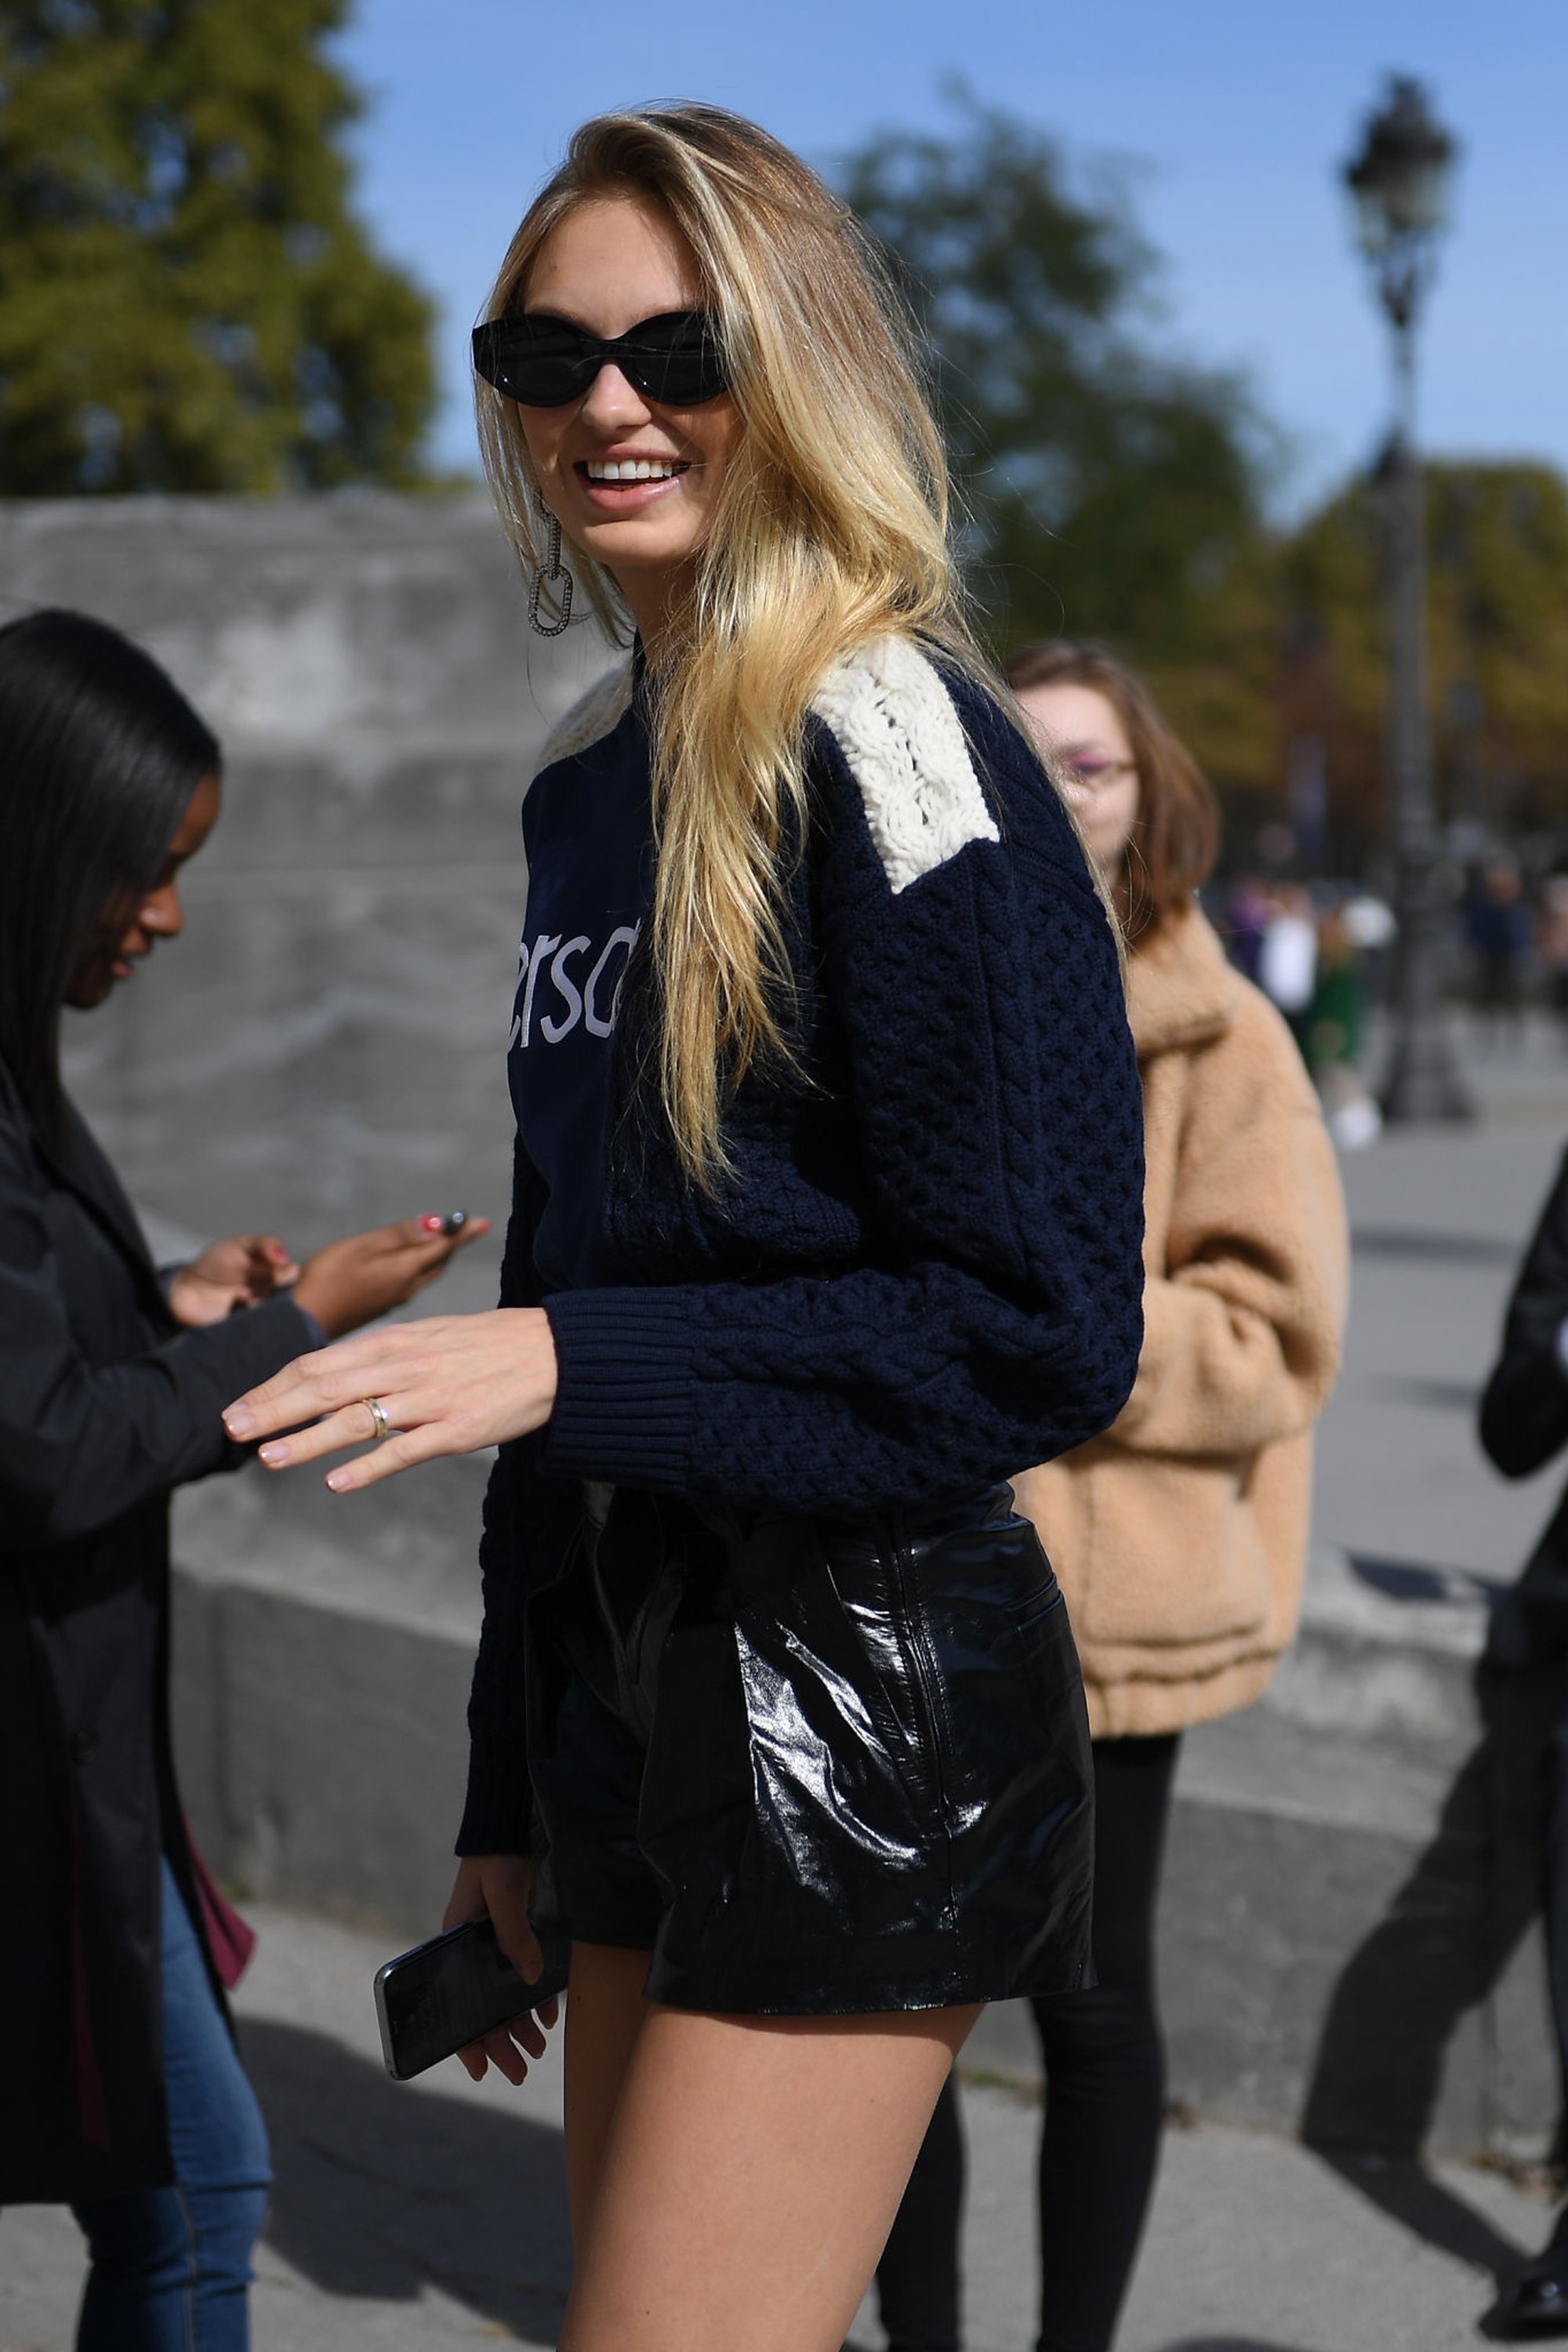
(1310, 1014, 1568, 1590)
(9, 1011, 1568, 2350)
(0, 1896, 1556, 2352)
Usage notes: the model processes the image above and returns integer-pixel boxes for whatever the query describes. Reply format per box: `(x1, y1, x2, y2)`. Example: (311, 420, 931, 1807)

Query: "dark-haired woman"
(879, 641, 1348, 2352)
(224, 109, 1147, 2352)
(0, 608, 484, 2351)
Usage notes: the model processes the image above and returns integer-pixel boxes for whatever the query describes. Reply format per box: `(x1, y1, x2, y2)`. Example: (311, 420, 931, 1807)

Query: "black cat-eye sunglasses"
(471, 310, 731, 409)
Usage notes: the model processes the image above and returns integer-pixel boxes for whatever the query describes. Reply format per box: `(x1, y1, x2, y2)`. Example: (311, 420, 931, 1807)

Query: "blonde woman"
(223, 111, 1145, 2352)
(882, 641, 1347, 2352)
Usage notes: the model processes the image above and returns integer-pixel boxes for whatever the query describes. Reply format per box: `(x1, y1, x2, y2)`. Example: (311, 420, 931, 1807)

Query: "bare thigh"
(559, 1993, 981, 2352)
(562, 1942, 654, 2241)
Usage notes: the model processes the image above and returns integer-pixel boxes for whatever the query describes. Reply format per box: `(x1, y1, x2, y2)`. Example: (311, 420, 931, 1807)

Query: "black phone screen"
(374, 1917, 569, 2082)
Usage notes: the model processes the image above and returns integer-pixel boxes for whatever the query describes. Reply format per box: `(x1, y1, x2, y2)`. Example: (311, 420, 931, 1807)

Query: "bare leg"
(560, 1998, 981, 2352)
(563, 1943, 654, 2241)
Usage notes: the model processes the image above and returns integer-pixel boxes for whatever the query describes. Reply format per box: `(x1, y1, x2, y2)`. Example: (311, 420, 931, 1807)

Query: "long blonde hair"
(477, 104, 988, 1185)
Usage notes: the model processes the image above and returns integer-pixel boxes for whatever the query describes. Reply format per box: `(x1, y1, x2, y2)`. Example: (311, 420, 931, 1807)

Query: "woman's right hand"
(292, 1214, 488, 1340)
(443, 1853, 559, 2085)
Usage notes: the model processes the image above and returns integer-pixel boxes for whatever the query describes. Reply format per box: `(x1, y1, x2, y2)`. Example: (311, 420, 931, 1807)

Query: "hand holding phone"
(292, 1213, 488, 1339)
(374, 1915, 568, 2082)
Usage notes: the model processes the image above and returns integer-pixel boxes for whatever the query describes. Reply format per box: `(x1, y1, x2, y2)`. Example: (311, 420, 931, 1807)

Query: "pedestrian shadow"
(1299, 1656, 1562, 2303)
(850, 2329, 1319, 2350)
(1154, 2339, 1320, 2351)
(240, 2016, 571, 2343)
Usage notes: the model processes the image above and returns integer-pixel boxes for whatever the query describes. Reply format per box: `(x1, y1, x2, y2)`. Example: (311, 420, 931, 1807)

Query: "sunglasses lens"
(509, 359, 593, 404)
(637, 351, 730, 403)
(622, 316, 730, 405)
(473, 321, 594, 406)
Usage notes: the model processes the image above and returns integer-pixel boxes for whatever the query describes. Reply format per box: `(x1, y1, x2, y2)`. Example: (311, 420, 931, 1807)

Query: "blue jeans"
(71, 1856, 271, 2351)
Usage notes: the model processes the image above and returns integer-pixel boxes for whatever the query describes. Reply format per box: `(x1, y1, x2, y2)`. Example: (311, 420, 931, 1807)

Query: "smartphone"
(373, 1915, 569, 2082)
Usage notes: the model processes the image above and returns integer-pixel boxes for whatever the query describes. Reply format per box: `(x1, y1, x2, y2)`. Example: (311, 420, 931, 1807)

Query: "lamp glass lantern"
(1345, 77, 1457, 325)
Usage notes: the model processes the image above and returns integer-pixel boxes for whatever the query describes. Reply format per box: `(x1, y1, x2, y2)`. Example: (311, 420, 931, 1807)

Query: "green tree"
(0, 0, 434, 492)
(838, 87, 1279, 786)
(1281, 461, 1568, 855)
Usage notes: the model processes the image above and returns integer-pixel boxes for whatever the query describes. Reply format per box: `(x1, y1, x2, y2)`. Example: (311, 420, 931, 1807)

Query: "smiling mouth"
(579, 457, 689, 484)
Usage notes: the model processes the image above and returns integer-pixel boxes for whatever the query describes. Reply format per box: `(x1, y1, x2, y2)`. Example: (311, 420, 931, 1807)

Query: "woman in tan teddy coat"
(873, 645, 1347, 2352)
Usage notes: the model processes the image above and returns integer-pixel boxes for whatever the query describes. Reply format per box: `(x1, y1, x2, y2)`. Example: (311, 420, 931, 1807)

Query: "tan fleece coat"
(1012, 906, 1348, 1738)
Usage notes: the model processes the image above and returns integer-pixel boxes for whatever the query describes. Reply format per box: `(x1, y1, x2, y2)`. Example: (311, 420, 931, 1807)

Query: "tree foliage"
(838, 96, 1568, 855)
(0, 0, 434, 492)
(838, 85, 1274, 777)
(1283, 462, 1568, 853)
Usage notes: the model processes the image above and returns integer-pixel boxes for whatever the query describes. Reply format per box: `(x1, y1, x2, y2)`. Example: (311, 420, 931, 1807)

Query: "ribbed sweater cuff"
(541, 1288, 694, 1487)
(456, 1737, 534, 1857)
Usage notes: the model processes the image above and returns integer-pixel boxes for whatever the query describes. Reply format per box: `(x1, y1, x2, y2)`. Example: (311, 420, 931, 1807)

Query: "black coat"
(0, 1054, 315, 2204)
(1479, 1142, 1568, 1670)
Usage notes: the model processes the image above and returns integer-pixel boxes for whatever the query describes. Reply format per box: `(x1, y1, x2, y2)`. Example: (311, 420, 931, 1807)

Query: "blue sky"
(334, 1, 1566, 517)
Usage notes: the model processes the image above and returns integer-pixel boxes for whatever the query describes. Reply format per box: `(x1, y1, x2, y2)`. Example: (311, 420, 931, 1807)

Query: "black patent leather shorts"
(524, 1482, 1094, 2014)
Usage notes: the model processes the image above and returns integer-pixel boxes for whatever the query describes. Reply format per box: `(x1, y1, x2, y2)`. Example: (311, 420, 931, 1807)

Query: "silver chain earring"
(529, 513, 573, 637)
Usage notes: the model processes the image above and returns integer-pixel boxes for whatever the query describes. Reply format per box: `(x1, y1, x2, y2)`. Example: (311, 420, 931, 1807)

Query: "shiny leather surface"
(525, 1483, 1094, 2014)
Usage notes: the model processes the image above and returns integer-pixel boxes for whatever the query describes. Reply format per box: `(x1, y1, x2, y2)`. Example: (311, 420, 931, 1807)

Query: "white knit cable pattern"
(811, 636, 1000, 894)
(528, 656, 635, 786)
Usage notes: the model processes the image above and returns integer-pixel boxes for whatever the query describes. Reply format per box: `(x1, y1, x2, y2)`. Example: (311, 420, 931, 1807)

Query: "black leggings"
(874, 1733, 1181, 2352)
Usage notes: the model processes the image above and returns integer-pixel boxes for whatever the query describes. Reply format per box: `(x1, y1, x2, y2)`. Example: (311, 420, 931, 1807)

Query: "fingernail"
(225, 1406, 256, 1437)
(258, 1442, 288, 1466)
(325, 1468, 352, 1493)
(419, 1214, 445, 1234)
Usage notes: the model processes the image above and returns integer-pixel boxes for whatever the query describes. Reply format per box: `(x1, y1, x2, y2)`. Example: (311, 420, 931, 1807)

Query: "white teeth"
(586, 459, 678, 481)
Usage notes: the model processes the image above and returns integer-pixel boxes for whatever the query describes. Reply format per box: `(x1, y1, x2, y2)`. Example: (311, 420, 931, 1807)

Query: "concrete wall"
(1, 492, 612, 1261)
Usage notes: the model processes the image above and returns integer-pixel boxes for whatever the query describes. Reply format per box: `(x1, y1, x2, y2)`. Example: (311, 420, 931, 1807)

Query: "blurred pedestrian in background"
(1308, 905, 1381, 1150)
(1340, 884, 1397, 1008)
(0, 610, 484, 2351)
(1220, 873, 1269, 985)
(1537, 874, 1568, 1048)
(877, 640, 1347, 2352)
(1468, 857, 1533, 1044)
(1478, 1146, 1568, 2338)
(1257, 880, 1319, 1060)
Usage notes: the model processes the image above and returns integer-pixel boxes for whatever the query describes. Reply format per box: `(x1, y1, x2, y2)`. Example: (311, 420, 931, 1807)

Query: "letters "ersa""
(509, 921, 641, 1051)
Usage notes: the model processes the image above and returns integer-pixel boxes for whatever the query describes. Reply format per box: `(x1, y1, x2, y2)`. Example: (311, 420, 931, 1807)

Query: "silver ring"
(364, 1396, 396, 1443)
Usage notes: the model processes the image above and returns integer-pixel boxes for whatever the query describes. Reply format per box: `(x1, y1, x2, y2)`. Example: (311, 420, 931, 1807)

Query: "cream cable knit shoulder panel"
(812, 635, 1000, 894)
(530, 638, 1000, 895)
(528, 655, 635, 787)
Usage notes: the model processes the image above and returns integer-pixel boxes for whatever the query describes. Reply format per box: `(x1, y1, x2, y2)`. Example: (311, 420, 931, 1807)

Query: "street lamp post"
(1344, 75, 1471, 1122)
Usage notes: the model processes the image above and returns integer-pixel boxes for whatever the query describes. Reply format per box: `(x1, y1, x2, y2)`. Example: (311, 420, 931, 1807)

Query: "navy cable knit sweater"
(458, 633, 1145, 1854)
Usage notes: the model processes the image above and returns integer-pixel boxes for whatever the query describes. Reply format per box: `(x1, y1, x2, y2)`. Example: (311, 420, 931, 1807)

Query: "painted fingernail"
(224, 1406, 256, 1437)
(325, 1468, 352, 1493)
(258, 1442, 288, 1467)
(418, 1214, 445, 1234)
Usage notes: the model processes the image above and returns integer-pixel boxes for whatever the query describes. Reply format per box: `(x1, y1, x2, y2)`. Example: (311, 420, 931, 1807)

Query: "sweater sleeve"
(1107, 990, 1347, 1460)
(1479, 1144, 1568, 1479)
(538, 670, 1146, 1516)
(0, 1112, 320, 1551)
